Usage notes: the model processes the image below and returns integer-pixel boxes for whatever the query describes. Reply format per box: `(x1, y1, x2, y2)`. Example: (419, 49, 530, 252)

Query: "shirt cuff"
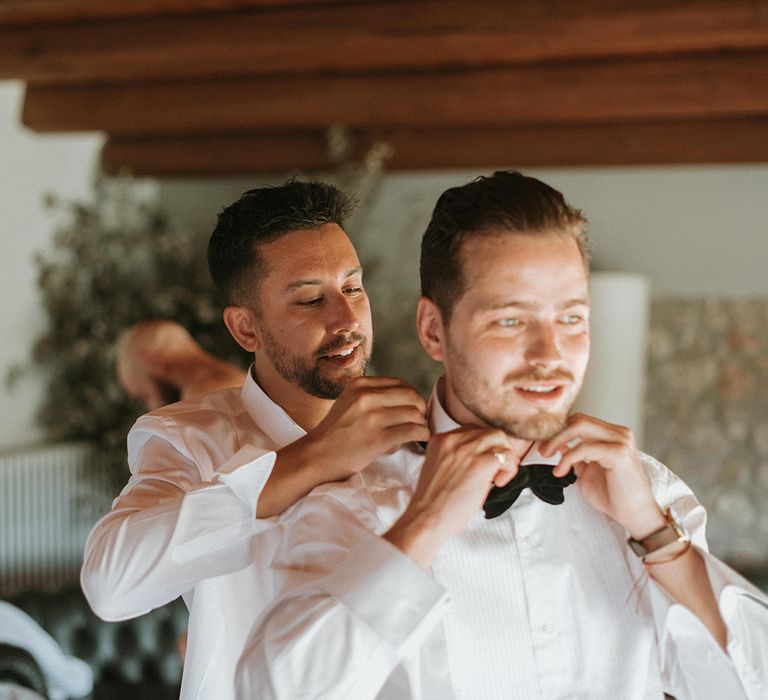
(216, 445, 276, 519)
(706, 554, 768, 698)
(321, 531, 450, 656)
(650, 546, 768, 698)
(661, 603, 747, 697)
(171, 447, 276, 565)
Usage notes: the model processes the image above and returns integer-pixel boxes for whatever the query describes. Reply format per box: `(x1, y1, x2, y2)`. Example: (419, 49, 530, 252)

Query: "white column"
(574, 272, 650, 447)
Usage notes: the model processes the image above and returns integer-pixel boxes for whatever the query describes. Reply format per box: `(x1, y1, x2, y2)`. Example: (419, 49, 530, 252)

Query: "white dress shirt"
(81, 370, 298, 700)
(237, 383, 768, 699)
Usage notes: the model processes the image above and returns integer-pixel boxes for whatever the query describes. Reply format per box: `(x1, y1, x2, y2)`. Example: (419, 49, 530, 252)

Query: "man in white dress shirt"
(81, 180, 430, 699)
(237, 171, 768, 698)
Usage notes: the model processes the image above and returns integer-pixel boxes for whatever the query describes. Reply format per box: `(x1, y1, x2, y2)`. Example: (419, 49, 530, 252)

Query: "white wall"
(0, 81, 103, 450)
(535, 167, 768, 296)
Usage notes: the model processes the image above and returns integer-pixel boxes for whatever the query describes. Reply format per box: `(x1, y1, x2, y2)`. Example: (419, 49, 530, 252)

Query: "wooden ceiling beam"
(102, 131, 331, 175)
(2, 1, 768, 84)
(101, 118, 768, 176)
(23, 52, 768, 135)
(0, 0, 344, 26)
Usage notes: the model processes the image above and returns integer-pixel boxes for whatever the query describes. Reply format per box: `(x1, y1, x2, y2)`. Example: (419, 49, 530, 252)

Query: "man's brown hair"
(208, 179, 356, 307)
(420, 170, 589, 323)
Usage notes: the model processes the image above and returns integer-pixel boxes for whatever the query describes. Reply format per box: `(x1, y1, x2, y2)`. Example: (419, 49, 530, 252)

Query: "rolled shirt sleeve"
(172, 444, 277, 564)
(81, 416, 278, 621)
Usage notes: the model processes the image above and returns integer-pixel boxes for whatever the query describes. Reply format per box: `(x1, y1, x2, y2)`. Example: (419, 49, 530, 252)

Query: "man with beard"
(81, 180, 430, 700)
(236, 171, 768, 699)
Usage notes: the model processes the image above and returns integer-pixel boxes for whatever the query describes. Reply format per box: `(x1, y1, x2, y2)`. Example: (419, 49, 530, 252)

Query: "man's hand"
(385, 427, 523, 569)
(541, 413, 730, 650)
(307, 376, 431, 480)
(258, 376, 430, 518)
(539, 413, 666, 539)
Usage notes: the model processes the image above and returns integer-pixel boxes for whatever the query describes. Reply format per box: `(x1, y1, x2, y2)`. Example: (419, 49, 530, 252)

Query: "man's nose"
(525, 323, 562, 368)
(326, 294, 360, 335)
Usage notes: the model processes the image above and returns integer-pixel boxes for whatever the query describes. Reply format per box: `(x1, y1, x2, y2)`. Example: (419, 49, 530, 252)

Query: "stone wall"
(645, 298, 768, 567)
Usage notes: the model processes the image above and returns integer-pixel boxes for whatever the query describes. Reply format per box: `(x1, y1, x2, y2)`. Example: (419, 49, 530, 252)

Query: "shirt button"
(540, 624, 553, 634)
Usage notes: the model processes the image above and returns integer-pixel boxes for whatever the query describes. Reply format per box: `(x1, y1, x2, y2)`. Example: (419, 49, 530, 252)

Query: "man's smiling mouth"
(318, 344, 361, 367)
(316, 332, 367, 363)
(327, 347, 354, 358)
(521, 385, 558, 394)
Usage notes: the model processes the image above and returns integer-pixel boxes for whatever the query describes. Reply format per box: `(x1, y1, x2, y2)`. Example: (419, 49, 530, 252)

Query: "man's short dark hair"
(208, 179, 356, 306)
(420, 170, 589, 323)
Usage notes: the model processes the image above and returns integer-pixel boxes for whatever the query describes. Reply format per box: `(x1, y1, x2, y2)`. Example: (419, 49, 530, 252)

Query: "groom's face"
(427, 231, 590, 440)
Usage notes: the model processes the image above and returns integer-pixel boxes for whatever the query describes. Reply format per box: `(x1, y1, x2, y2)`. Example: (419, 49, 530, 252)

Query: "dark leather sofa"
(3, 586, 188, 699)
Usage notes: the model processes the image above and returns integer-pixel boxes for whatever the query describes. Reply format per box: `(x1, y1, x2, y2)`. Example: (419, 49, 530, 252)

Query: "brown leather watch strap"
(627, 507, 689, 559)
(638, 521, 680, 553)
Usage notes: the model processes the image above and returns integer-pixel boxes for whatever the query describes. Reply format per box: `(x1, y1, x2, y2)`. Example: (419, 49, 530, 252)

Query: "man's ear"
(416, 296, 446, 362)
(223, 305, 261, 352)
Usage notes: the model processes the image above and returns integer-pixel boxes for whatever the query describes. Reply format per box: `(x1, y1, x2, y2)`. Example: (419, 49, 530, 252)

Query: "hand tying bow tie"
(415, 441, 576, 519)
(483, 462, 576, 519)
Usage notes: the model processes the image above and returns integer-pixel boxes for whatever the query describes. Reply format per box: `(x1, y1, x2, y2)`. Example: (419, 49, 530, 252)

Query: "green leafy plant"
(18, 175, 248, 486)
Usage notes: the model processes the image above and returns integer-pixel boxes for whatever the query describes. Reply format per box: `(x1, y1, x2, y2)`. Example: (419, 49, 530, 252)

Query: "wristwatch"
(627, 507, 690, 564)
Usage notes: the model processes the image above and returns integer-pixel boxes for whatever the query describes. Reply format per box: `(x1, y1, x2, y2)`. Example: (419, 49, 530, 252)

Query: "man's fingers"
(492, 467, 517, 488)
(349, 375, 412, 388)
(384, 422, 431, 446)
(348, 384, 428, 415)
(553, 440, 619, 477)
(371, 404, 429, 430)
(539, 425, 588, 457)
(347, 375, 423, 398)
(462, 428, 516, 455)
(422, 428, 515, 487)
(540, 414, 632, 458)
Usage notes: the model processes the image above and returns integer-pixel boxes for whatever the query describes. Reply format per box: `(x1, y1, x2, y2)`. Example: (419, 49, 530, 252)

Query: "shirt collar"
(426, 376, 560, 467)
(240, 365, 307, 449)
(427, 377, 461, 435)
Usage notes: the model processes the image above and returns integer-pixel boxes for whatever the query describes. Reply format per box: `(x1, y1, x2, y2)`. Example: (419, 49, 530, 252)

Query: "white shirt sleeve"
(81, 414, 277, 621)
(236, 493, 449, 700)
(640, 455, 768, 699)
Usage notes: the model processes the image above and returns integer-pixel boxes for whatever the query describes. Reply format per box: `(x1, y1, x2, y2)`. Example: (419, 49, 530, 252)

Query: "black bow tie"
(483, 464, 577, 519)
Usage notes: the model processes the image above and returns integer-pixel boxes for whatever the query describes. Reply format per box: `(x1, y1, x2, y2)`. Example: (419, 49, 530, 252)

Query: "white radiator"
(0, 442, 113, 595)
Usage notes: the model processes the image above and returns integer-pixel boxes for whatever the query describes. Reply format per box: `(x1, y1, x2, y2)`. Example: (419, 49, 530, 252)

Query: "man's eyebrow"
(560, 298, 590, 309)
(284, 267, 363, 292)
(487, 297, 590, 311)
(344, 266, 364, 279)
(487, 300, 538, 311)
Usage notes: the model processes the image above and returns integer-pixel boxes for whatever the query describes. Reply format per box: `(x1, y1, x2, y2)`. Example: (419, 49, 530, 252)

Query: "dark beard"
(480, 406, 568, 441)
(296, 365, 359, 400)
(487, 369, 573, 439)
(262, 330, 369, 399)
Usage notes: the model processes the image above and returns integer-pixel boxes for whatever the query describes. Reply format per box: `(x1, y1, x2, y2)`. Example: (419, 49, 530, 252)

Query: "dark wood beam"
(384, 119, 768, 168)
(102, 131, 331, 175)
(2, 1, 768, 83)
(23, 52, 768, 135)
(0, 0, 343, 25)
(101, 118, 768, 176)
